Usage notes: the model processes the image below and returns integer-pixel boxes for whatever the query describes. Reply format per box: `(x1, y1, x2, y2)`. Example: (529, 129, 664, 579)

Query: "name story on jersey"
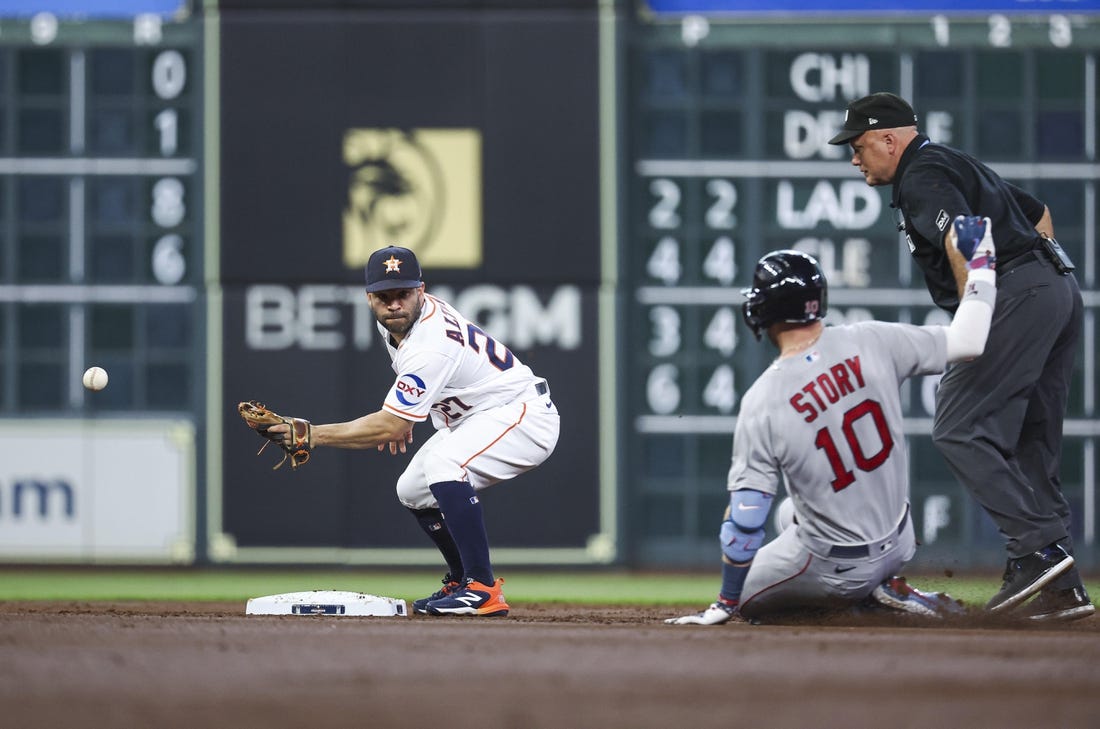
(788, 355, 866, 423)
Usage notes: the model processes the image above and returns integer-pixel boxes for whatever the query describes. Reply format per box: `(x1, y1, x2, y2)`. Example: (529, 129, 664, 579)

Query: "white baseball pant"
(395, 391, 559, 510)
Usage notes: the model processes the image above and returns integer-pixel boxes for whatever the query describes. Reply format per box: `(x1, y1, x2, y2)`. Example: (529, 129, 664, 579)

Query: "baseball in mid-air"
(82, 366, 109, 391)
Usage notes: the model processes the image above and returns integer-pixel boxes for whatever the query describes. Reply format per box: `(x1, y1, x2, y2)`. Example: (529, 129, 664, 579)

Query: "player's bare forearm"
(311, 411, 414, 450)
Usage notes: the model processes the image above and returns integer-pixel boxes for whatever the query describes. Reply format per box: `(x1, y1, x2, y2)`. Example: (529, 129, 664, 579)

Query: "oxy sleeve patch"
(394, 373, 428, 406)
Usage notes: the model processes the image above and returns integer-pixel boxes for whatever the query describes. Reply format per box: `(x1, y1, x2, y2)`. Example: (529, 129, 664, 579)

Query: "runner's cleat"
(871, 576, 966, 618)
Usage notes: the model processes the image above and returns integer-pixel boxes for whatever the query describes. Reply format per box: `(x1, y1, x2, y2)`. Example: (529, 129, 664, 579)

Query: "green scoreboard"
(0, 4, 203, 414)
(4, 0, 1099, 569)
(623, 7, 1100, 567)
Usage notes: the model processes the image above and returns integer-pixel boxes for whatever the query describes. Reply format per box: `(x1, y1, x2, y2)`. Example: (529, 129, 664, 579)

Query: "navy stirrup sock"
(429, 481, 494, 586)
(719, 560, 749, 605)
(407, 506, 464, 582)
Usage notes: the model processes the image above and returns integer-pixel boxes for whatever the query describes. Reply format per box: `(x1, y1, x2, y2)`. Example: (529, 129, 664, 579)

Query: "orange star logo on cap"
(383, 255, 402, 273)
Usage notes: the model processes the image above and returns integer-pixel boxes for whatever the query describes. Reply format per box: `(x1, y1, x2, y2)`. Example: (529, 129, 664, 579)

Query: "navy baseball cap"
(364, 246, 423, 293)
(828, 92, 918, 145)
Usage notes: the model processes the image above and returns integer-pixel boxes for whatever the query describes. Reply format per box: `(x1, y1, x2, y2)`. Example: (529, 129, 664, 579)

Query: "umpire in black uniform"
(829, 92, 1093, 622)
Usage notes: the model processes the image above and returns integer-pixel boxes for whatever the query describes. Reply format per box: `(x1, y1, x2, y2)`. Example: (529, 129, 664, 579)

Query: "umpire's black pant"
(932, 249, 1083, 558)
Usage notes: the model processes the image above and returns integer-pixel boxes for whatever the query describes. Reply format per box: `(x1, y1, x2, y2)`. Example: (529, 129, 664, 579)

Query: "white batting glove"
(665, 602, 739, 625)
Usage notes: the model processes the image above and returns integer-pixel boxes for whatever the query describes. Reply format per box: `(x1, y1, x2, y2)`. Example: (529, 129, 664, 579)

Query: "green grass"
(3, 568, 1089, 607)
(1, 569, 719, 603)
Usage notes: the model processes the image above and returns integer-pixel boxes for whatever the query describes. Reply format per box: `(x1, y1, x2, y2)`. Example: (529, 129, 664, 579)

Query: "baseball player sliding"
(242, 245, 559, 617)
(669, 216, 997, 625)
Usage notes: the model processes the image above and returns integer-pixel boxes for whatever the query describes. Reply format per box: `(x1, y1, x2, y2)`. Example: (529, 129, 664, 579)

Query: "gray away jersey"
(728, 322, 948, 548)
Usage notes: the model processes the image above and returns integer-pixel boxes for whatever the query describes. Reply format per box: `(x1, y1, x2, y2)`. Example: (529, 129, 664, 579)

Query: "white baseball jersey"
(380, 292, 559, 509)
(730, 321, 948, 548)
(380, 293, 542, 430)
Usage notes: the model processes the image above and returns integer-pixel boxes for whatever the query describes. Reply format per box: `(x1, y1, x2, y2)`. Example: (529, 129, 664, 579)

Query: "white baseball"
(82, 366, 109, 391)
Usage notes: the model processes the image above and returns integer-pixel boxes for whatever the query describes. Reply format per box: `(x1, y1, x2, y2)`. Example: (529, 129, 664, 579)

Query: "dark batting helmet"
(741, 250, 828, 340)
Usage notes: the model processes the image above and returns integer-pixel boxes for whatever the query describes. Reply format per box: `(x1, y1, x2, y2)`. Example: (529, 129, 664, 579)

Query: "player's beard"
(379, 293, 423, 336)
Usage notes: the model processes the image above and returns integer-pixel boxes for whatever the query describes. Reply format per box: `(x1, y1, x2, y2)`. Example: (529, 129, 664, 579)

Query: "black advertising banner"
(219, 10, 600, 287)
(216, 7, 603, 560)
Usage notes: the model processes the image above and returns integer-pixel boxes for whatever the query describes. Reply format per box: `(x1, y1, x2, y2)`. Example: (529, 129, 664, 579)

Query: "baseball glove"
(238, 400, 313, 470)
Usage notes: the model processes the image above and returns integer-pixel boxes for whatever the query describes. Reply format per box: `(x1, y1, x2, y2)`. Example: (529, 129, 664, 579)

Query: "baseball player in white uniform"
(668, 216, 998, 625)
(272, 245, 559, 617)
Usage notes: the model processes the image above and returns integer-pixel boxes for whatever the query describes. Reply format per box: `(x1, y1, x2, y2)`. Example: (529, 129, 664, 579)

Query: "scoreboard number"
(647, 363, 681, 415)
(647, 236, 682, 285)
(703, 307, 737, 356)
(702, 237, 737, 286)
(648, 178, 682, 229)
(702, 364, 737, 414)
(703, 179, 737, 229)
(648, 306, 682, 357)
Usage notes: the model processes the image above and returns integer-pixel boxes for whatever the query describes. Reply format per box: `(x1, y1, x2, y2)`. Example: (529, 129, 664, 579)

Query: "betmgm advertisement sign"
(215, 9, 604, 564)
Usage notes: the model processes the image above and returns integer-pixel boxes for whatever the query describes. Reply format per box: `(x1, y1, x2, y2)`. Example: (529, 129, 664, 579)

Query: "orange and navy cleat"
(426, 577, 510, 617)
(412, 573, 463, 615)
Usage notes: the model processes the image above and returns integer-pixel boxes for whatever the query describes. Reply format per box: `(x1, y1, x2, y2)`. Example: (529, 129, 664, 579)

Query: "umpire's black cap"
(365, 246, 424, 293)
(828, 92, 918, 145)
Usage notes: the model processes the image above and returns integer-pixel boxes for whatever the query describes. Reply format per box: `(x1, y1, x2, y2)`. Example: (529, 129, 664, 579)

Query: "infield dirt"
(2, 601, 1098, 729)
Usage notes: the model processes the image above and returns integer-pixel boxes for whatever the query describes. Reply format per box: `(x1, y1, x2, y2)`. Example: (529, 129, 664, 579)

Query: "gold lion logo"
(343, 128, 482, 269)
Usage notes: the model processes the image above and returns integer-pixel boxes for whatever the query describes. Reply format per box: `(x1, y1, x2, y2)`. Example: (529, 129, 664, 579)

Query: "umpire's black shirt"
(891, 134, 1047, 312)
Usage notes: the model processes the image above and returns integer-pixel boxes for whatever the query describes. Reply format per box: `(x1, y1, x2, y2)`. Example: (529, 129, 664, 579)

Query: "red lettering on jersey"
(845, 356, 864, 387)
(396, 381, 426, 398)
(801, 381, 827, 411)
(815, 373, 840, 404)
(791, 357, 869, 423)
(790, 393, 818, 423)
(830, 363, 854, 396)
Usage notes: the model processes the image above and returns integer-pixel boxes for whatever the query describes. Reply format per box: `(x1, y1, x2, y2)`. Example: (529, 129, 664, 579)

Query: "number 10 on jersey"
(814, 399, 894, 492)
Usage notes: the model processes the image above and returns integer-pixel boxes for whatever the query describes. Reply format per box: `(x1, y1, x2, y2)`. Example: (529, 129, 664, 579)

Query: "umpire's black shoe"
(1024, 585, 1096, 623)
(985, 544, 1074, 613)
